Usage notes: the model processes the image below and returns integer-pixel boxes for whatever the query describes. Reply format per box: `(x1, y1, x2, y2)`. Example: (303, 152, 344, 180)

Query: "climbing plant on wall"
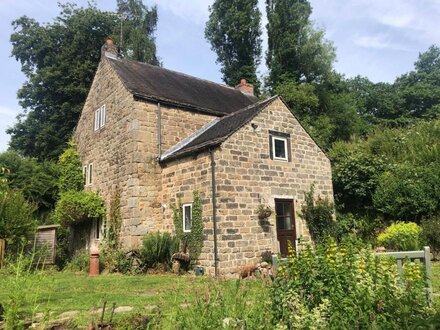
(172, 191, 204, 264)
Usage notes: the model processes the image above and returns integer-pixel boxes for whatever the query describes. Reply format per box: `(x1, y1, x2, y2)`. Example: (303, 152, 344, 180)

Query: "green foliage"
(271, 240, 433, 328)
(0, 250, 50, 328)
(373, 165, 440, 221)
(266, 0, 336, 88)
(172, 191, 204, 264)
(54, 191, 105, 226)
(378, 222, 423, 251)
(63, 251, 90, 273)
(421, 216, 440, 257)
(139, 232, 179, 269)
(0, 187, 37, 246)
(8, 2, 158, 160)
(0, 151, 59, 216)
(57, 140, 83, 194)
(169, 280, 271, 329)
(117, 0, 159, 64)
(299, 184, 334, 242)
(330, 144, 388, 215)
(205, 0, 262, 91)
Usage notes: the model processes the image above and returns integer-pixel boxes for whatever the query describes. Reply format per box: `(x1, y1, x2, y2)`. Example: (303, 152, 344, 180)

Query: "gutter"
(157, 103, 161, 158)
(210, 149, 219, 277)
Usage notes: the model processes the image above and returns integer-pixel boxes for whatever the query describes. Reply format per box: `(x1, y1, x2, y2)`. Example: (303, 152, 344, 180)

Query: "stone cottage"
(74, 41, 334, 275)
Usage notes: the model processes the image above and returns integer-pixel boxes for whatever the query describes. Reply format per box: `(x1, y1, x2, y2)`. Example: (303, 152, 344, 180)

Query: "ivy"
(299, 184, 334, 243)
(172, 191, 204, 264)
(58, 140, 83, 194)
(106, 190, 122, 249)
(54, 190, 105, 226)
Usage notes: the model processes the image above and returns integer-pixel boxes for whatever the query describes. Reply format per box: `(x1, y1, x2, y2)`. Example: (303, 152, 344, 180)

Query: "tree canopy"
(205, 0, 262, 91)
(8, 2, 158, 161)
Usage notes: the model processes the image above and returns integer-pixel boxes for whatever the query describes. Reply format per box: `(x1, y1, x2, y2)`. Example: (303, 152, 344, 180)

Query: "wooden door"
(275, 199, 296, 256)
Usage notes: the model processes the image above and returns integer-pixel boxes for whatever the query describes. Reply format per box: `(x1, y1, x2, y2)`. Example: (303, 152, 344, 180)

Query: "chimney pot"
(101, 39, 119, 59)
(235, 78, 254, 96)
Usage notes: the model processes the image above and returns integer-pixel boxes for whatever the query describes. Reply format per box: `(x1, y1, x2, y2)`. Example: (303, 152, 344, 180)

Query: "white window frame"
(88, 163, 93, 185)
(94, 109, 100, 131)
(182, 203, 192, 233)
(272, 136, 288, 161)
(100, 105, 106, 128)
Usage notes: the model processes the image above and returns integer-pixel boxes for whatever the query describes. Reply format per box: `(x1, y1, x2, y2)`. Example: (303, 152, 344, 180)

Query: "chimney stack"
(101, 39, 119, 59)
(235, 79, 254, 96)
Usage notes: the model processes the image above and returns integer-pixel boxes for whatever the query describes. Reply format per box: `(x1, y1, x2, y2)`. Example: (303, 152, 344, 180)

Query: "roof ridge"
(221, 95, 278, 119)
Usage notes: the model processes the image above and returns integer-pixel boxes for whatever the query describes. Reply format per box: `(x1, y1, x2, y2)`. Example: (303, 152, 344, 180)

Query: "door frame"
(274, 198, 296, 255)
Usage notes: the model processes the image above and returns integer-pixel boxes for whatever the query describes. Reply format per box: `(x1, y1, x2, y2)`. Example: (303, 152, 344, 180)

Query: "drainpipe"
(157, 103, 161, 159)
(210, 149, 219, 276)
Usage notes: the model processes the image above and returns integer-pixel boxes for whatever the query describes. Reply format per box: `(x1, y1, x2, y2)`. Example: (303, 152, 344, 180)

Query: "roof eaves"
(160, 138, 225, 164)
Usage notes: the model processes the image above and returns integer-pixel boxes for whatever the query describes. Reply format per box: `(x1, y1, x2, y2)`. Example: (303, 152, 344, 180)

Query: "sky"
(0, 0, 439, 153)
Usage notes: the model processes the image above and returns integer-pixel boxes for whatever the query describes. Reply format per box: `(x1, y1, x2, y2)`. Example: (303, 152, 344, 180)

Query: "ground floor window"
(183, 203, 192, 232)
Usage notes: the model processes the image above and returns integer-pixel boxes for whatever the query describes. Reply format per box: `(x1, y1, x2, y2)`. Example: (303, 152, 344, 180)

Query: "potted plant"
(256, 204, 273, 219)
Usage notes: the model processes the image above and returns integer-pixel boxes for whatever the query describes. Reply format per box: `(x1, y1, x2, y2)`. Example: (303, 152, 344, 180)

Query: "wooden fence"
(0, 238, 4, 268)
(272, 246, 433, 303)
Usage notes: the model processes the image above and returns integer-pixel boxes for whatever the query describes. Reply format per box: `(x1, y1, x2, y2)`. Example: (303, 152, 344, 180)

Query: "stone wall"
(214, 98, 333, 274)
(74, 56, 217, 248)
(160, 98, 333, 275)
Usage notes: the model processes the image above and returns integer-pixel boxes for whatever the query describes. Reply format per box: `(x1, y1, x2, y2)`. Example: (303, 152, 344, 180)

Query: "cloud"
(353, 34, 413, 52)
(0, 106, 18, 118)
(152, 0, 213, 25)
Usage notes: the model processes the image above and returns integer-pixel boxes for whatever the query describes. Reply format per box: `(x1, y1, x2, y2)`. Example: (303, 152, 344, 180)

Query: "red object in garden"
(89, 247, 100, 276)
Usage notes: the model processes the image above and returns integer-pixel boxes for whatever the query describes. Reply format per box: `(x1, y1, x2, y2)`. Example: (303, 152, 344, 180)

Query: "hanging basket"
(256, 205, 273, 219)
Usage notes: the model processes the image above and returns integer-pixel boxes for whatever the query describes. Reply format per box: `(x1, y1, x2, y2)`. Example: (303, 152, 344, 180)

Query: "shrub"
(54, 190, 105, 226)
(377, 222, 423, 251)
(421, 216, 440, 258)
(271, 240, 434, 329)
(299, 184, 334, 242)
(139, 232, 179, 270)
(0, 188, 37, 246)
(64, 252, 90, 272)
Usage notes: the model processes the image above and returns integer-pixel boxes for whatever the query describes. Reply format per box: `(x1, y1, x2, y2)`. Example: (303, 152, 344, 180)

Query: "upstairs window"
(182, 203, 192, 232)
(88, 163, 93, 185)
(94, 105, 106, 131)
(269, 130, 291, 162)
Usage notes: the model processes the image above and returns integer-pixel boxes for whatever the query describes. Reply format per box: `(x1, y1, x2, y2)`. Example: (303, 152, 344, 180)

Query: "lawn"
(0, 269, 266, 327)
(0, 262, 439, 327)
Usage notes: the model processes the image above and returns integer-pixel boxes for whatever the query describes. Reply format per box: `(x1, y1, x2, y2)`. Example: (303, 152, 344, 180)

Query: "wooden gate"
(0, 238, 5, 268)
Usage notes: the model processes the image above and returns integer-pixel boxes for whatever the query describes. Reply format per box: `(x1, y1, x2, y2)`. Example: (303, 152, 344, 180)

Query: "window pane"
(94, 110, 100, 131)
(88, 164, 93, 185)
(274, 139, 286, 159)
(184, 205, 192, 231)
(276, 216, 285, 230)
(100, 105, 106, 128)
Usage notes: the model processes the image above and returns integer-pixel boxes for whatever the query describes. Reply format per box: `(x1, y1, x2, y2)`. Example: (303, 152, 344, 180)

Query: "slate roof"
(161, 96, 278, 162)
(107, 57, 258, 116)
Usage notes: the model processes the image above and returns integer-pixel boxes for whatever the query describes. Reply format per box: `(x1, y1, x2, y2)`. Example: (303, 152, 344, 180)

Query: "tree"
(8, 2, 159, 160)
(0, 151, 58, 216)
(265, 0, 335, 88)
(117, 0, 159, 64)
(205, 0, 262, 91)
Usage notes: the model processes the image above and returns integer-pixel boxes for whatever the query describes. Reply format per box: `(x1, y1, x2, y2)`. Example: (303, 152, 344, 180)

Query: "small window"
(94, 219, 101, 240)
(83, 165, 87, 185)
(182, 204, 192, 232)
(272, 137, 288, 161)
(94, 109, 100, 131)
(100, 105, 106, 128)
(88, 163, 93, 185)
(269, 131, 291, 162)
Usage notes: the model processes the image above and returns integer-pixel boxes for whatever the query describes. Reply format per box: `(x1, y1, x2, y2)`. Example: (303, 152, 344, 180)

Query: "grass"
(432, 261, 440, 306)
(0, 262, 439, 327)
(0, 269, 265, 326)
